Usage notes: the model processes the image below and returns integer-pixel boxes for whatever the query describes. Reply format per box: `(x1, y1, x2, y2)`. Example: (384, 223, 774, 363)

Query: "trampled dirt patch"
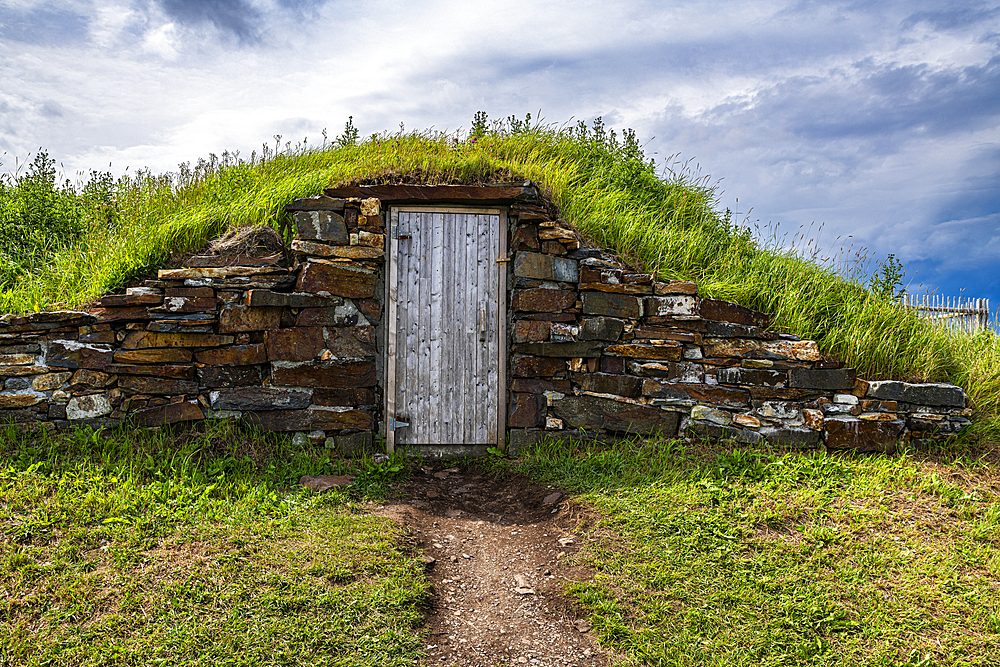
(375, 464, 610, 667)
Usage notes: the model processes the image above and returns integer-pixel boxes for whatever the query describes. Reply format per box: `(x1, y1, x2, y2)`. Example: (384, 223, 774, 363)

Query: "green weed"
(517, 437, 1000, 666)
(0, 421, 428, 667)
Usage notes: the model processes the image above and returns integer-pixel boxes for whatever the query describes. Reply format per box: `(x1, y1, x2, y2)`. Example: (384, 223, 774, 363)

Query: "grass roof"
(2, 117, 998, 441)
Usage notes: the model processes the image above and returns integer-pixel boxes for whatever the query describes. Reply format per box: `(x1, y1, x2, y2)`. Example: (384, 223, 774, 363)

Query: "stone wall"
(0, 184, 972, 456)
(0, 197, 385, 456)
(504, 203, 971, 454)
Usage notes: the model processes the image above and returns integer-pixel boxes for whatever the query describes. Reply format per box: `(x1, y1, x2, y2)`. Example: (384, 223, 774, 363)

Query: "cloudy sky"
(1, 0, 998, 310)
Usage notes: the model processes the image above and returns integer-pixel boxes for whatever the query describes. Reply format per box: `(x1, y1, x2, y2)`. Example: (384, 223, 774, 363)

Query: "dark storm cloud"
(152, 0, 325, 42)
(0, 5, 89, 45)
(903, 2, 1000, 30)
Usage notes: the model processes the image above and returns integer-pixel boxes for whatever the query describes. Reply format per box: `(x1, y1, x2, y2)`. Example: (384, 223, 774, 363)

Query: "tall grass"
(2, 118, 998, 439)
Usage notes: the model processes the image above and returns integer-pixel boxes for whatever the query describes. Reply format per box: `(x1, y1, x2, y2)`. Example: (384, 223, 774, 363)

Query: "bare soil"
(375, 463, 611, 667)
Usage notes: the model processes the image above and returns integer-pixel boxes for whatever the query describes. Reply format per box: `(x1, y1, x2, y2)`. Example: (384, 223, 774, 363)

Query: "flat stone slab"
(301, 475, 355, 492)
(866, 381, 966, 407)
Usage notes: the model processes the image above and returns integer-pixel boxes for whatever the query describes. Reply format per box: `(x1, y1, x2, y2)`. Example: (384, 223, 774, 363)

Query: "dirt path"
(376, 463, 610, 667)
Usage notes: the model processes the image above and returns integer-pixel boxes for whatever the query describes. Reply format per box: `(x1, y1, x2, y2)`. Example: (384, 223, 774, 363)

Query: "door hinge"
(388, 417, 410, 430)
(392, 228, 411, 240)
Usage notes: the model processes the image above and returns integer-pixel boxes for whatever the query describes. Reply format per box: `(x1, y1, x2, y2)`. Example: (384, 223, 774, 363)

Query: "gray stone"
(550, 394, 680, 435)
(210, 387, 313, 411)
(682, 419, 763, 444)
(507, 428, 600, 456)
(717, 368, 787, 387)
(513, 252, 579, 283)
(295, 210, 349, 243)
(333, 431, 375, 458)
(788, 368, 857, 391)
(4, 377, 31, 391)
(577, 317, 624, 341)
(759, 426, 821, 448)
(66, 394, 112, 420)
(581, 292, 641, 319)
(866, 381, 966, 407)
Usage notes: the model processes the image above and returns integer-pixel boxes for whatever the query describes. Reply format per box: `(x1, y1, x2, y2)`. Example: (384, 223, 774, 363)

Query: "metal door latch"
(388, 418, 410, 430)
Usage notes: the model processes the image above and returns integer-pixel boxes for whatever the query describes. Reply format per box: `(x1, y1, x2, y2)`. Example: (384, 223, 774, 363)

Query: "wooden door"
(384, 207, 507, 452)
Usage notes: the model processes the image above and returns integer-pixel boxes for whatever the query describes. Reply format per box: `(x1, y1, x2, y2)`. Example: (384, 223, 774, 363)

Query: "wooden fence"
(901, 293, 992, 334)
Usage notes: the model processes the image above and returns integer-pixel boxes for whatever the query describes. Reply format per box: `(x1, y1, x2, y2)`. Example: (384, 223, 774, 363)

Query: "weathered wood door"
(384, 207, 507, 452)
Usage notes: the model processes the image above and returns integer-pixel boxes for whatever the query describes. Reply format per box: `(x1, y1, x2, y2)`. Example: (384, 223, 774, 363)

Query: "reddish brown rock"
(600, 356, 625, 374)
(578, 282, 651, 295)
(512, 356, 565, 378)
(825, 418, 903, 453)
(153, 295, 217, 313)
(642, 381, 750, 409)
(509, 392, 545, 428)
(106, 364, 195, 379)
(312, 387, 377, 406)
(512, 289, 577, 313)
(654, 281, 698, 296)
(243, 408, 372, 431)
(513, 342, 601, 358)
(513, 320, 551, 343)
(121, 331, 234, 349)
(296, 262, 376, 298)
(158, 266, 285, 280)
(632, 326, 700, 343)
(575, 373, 644, 398)
(511, 225, 539, 251)
(604, 342, 683, 361)
(47, 341, 114, 370)
(218, 305, 282, 333)
(357, 298, 380, 322)
(295, 305, 365, 327)
(100, 293, 163, 307)
(113, 348, 193, 364)
(699, 298, 770, 328)
(89, 306, 151, 323)
(0, 395, 44, 409)
(510, 378, 572, 394)
(118, 376, 199, 395)
(267, 327, 326, 362)
(70, 369, 113, 388)
(129, 400, 205, 426)
(703, 338, 821, 362)
(194, 344, 267, 366)
(271, 361, 376, 388)
(325, 326, 376, 358)
(246, 290, 337, 308)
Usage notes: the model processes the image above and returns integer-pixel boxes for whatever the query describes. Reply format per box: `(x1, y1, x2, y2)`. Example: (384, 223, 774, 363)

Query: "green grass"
(2, 115, 999, 438)
(0, 422, 429, 667)
(512, 437, 1000, 666)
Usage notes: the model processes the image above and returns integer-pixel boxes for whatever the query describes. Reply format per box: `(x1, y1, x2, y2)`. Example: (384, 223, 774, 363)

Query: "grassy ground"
(513, 438, 1000, 667)
(0, 422, 428, 667)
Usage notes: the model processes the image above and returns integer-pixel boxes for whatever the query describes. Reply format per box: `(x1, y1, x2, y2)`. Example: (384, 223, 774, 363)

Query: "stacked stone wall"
(0, 184, 972, 455)
(0, 197, 385, 457)
(504, 203, 971, 454)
